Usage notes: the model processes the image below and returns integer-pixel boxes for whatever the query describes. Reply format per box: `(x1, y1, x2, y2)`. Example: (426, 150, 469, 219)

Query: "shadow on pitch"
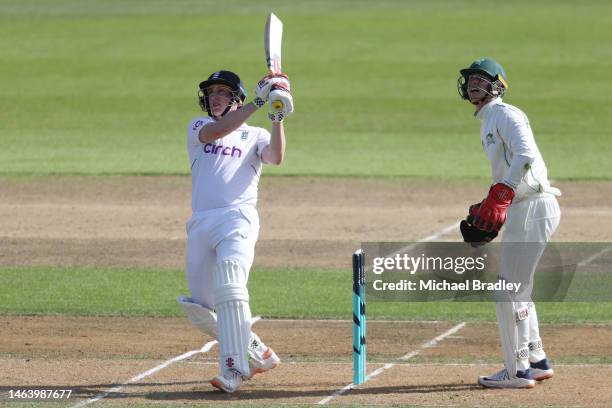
(144, 382, 481, 401)
(0, 382, 480, 402)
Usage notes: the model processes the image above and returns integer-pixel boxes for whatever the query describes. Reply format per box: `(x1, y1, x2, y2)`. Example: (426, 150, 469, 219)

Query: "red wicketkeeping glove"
(470, 183, 515, 232)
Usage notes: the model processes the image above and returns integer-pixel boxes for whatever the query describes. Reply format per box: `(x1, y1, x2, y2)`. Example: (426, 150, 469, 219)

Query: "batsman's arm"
(198, 102, 259, 143)
(261, 122, 285, 165)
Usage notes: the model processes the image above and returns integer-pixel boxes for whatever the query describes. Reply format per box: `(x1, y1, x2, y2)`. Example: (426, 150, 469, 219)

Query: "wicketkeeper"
(458, 58, 561, 389)
(178, 69, 293, 393)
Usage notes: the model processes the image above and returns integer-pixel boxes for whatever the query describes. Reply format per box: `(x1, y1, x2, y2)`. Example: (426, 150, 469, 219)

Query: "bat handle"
(269, 85, 286, 110)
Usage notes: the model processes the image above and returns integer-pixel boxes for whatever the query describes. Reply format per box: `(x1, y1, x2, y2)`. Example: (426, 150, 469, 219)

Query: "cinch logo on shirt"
(203, 143, 242, 158)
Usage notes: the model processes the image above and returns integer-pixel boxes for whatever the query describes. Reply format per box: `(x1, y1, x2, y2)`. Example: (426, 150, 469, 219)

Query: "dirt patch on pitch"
(1, 317, 611, 407)
(1, 176, 611, 406)
(1, 176, 611, 270)
(3, 316, 611, 365)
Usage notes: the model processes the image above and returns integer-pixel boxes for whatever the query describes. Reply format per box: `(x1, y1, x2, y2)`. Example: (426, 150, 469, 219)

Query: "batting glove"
(268, 111, 286, 123)
(255, 73, 290, 104)
(268, 87, 294, 123)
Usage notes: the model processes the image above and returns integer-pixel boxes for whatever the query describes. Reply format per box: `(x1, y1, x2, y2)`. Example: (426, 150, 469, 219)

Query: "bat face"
(265, 13, 283, 75)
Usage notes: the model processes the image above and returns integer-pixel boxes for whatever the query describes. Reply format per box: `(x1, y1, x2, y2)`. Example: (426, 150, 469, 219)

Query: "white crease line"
(418, 221, 461, 243)
(577, 245, 612, 268)
(317, 321, 466, 405)
(69, 316, 261, 408)
(380, 221, 461, 264)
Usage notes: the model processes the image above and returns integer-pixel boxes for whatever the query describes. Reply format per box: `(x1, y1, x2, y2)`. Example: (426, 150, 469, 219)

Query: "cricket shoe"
(478, 368, 535, 389)
(530, 358, 554, 381)
(247, 332, 281, 379)
(210, 370, 243, 393)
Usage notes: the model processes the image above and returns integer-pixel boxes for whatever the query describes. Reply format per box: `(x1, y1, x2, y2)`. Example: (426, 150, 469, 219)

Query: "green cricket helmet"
(457, 58, 509, 100)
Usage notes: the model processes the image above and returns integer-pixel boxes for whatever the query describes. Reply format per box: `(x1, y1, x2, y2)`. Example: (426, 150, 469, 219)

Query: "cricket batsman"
(457, 58, 561, 388)
(177, 69, 293, 392)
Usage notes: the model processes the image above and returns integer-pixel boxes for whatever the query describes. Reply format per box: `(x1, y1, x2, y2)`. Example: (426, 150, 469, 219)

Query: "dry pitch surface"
(1, 176, 612, 407)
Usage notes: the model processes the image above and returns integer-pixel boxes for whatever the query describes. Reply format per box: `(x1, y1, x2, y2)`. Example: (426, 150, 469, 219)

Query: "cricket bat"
(264, 13, 284, 110)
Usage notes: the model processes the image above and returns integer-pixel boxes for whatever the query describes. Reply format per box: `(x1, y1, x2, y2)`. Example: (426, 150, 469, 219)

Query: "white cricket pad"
(527, 302, 547, 362)
(248, 332, 266, 358)
(496, 301, 531, 374)
(177, 295, 217, 338)
(214, 260, 252, 377)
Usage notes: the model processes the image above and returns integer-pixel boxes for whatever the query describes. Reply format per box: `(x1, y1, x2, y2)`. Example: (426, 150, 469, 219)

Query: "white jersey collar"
(475, 97, 502, 121)
(210, 117, 250, 131)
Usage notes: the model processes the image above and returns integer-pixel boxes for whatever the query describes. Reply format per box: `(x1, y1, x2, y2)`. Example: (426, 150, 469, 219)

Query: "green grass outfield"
(1, 267, 610, 323)
(1, 0, 611, 179)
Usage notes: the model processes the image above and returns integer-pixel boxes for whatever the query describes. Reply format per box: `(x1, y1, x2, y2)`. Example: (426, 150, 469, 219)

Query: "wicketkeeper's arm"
(499, 112, 536, 189)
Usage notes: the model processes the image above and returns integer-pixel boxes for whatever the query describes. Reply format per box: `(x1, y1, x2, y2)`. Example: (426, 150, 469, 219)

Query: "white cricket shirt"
(187, 116, 271, 212)
(475, 98, 552, 200)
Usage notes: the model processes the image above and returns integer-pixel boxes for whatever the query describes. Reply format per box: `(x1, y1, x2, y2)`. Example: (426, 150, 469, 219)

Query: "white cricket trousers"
(184, 205, 260, 310)
(496, 193, 560, 374)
